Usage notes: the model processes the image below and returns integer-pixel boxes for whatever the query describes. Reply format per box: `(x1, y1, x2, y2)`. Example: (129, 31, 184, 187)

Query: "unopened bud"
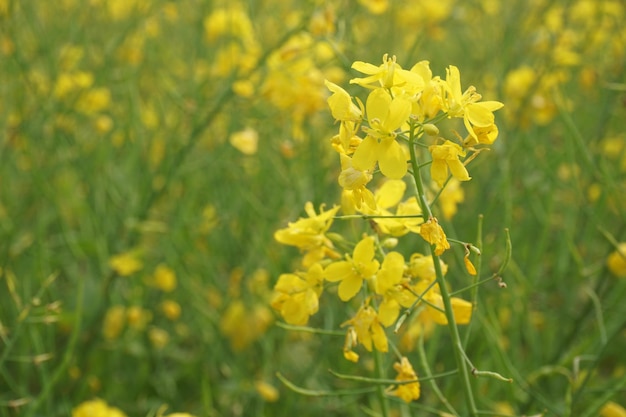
(423, 123, 439, 136)
(381, 237, 398, 249)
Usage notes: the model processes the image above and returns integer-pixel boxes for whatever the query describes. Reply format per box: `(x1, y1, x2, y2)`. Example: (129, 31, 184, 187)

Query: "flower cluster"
(272, 54, 503, 405)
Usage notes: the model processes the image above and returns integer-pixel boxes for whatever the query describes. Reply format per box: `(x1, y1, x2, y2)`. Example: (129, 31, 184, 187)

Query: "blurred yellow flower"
(148, 327, 170, 349)
(390, 357, 420, 402)
(607, 243, 626, 278)
(72, 398, 127, 417)
(325, 80, 363, 123)
(102, 306, 126, 340)
(229, 127, 259, 155)
(127, 306, 152, 330)
(255, 380, 280, 402)
(357, 0, 388, 14)
(324, 236, 380, 301)
(109, 252, 143, 276)
(601, 401, 626, 417)
(152, 264, 177, 292)
(161, 300, 182, 321)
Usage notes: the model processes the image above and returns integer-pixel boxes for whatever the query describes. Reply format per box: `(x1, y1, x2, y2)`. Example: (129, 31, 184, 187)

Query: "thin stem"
(408, 130, 478, 416)
(373, 348, 390, 417)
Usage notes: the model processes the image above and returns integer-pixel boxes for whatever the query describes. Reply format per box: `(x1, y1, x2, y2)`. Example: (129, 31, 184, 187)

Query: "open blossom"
(389, 357, 420, 402)
(342, 303, 388, 353)
(429, 140, 471, 187)
(351, 88, 411, 179)
(324, 236, 380, 301)
(350, 54, 423, 90)
(325, 80, 363, 122)
(338, 154, 376, 211)
(443, 65, 503, 140)
(274, 202, 340, 266)
(271, 263, 324, 325)
(360, 179, 423, 236)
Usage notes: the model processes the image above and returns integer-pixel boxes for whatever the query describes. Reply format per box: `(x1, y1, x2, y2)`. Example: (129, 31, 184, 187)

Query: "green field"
(1, 0, 625, 416)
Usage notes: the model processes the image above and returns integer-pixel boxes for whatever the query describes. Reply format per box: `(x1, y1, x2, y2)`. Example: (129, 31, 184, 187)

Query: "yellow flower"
(429, 140, 471, 187)
(350, 54, 423, 90)
(352, 88, 411, 179)
(436, 178, 464, 220)
(357, 0, 389, 14)
(72, 398, 127, 417)
(607, 243, 626, 278)
(443, 65, 503, 140)
(109, 251, 143, 276)
(271, 263, 324, 325)
(409, 253, 448, 281)
(600, 401, 626, 417)
(338, 154, 376, 211)
(229, 127, 259, 155)
(425, 294, 473, 325)
(102, 306, 126, 340)
(390, 357, 420, 402)
(274, 202, 340, 267)
(325, 80, 363, 122)
(161, 300, 182, 321)
(324, 236, 380, 301)
(342, 303, 388, 353)
(361, 180, 423, 236)
(255, 380, 280, 402)
(419, 217, 450, 255)
(152, 264, 177, 292)
(148, 327, 169, 349)
(375, 251, 406, 327)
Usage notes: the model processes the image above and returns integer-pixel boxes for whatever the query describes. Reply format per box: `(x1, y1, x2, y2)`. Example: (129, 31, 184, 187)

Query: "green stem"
(373, 348, 390, 417)
(408, 133, 478, 416)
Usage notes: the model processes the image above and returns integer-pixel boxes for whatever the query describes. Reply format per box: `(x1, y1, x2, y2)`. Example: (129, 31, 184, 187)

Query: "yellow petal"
(352, 136, 379, 171)
(375, 179, 406, 209)
(338, 274, 363, 301)
(324, 261, 353, 282)
(379, 139, 407, 179)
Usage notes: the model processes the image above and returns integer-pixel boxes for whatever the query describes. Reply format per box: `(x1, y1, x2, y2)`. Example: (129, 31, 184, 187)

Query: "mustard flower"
(72, 398, 127, 417)
(443, 65, 503, 140)
(419, 216, 450, 255)
(374, 251, 407, 327)
(342, 303, 388, 353)
(274, 202, 340, 267)
(229, 127, 259, 155)
(361, 180, 423, 236)
(338, 154, 376, 211)
(325, 80, 363, 122)
(102, 305, 126, 340)
(429, 140, 471, 187)
(109, 251, 143, 276)
(255, 380, 280, 402)
(425, 294, 473, 325)
(352, 88, 411, 179)
(607, 243, 626, 278)
(324, 236, 380, 301)
(389, 357, 420, 403)
(151, 264, 177, 292)
(350, 54, 423, 90)
(271, 263, 324, 325)
(600, 401, 626, 417)
(409, 253, 448, 281)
